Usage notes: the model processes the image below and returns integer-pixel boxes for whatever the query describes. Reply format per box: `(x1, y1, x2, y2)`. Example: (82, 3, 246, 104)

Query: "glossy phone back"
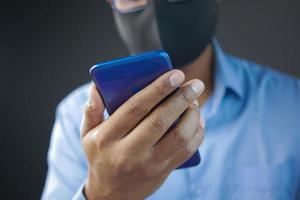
(90, 50, 200, 169)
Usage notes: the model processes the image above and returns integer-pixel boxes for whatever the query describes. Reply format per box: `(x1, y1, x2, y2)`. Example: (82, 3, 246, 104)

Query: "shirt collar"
(201, 39, 244, 120)
(213, 38, 244, 99)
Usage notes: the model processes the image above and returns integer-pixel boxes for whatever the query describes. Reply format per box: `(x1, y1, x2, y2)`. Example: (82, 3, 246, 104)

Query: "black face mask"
(113, 0, 218, 67)
(154, 0, 218, 66)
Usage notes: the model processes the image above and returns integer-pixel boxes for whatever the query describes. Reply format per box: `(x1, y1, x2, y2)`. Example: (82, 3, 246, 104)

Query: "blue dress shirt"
(42, 40, 300, 200)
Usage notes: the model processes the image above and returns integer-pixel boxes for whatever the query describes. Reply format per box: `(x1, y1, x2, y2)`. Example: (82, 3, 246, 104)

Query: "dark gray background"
(1, 0, 299, 199)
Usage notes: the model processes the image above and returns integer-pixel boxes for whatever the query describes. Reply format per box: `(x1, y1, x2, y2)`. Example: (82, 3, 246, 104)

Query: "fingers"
(81, 83, 105, 139)
(99, 70, 185, 140)
(152, 104, 201, 162)
(167, 125, 204, 170)
(125, 79, 205, 149)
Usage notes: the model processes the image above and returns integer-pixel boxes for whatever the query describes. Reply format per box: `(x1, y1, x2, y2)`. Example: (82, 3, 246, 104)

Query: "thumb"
(81, 83, 105, 139)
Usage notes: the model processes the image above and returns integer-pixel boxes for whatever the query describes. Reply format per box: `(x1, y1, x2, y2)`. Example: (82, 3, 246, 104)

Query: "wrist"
(84, 178, 107, 200)
(84, 177, 122, 200)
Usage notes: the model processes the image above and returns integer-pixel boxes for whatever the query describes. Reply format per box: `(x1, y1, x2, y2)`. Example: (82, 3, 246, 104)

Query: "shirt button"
(195, 187, 203, 195)
(192, 185, 204, 196)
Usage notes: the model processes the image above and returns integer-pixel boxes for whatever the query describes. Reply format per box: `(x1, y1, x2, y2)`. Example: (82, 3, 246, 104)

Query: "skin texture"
(82, 71, 205, 200)
(83, 1, 214, 199)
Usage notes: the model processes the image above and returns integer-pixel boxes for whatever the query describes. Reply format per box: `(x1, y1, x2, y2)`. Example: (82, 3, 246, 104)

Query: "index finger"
(99, 69, 185, 140)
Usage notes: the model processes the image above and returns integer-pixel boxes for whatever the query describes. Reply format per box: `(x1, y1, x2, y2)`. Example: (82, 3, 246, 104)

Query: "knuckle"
(140, 164, 156, 178)
(173, 128, 189, 148)
(92, 126, 111, 148)
(127, 98, 147, 116)
(190, 108, 200, 121)
(153, 80, 170, 97)
(85, 102, 97, 114)
(189, 103, 198, 110)
(113, 156, 157, 178)
(181, 144, 195, 159)
(113, 155, 136, 175)
(81, 135, 97, 162)
(149, 114, 167, 132)
(95, 135, 108, 149)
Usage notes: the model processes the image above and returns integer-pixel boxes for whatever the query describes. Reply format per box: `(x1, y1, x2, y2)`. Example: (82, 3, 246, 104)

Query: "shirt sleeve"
(42, 103, 88, 200)
(72, 183, 87, 200)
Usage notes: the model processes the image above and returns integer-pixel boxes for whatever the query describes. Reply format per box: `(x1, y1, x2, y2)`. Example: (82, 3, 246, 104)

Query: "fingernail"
(169, 71, 184, 87)
(193, 100, 199, 107)
(200, 118, 206, 129)
(191, 80, 205, 95)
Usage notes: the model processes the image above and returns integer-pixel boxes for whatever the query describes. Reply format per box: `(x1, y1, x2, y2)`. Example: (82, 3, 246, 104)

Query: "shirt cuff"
(72, 182, 87, 200)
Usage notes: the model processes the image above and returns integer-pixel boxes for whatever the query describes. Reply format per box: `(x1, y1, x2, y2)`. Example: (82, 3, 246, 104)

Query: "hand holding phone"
(81, 52, 205, 200)
(90, 51, 202, 168)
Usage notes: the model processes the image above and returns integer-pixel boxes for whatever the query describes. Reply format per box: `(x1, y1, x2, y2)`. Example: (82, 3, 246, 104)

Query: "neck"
(179, 44, 215, 106)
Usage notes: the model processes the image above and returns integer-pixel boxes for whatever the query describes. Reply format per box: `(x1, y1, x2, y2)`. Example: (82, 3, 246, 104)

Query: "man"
(42, 0, 300, 199)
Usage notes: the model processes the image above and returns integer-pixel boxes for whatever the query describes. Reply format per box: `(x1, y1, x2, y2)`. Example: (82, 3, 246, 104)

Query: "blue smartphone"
(90, 50, 200, 169)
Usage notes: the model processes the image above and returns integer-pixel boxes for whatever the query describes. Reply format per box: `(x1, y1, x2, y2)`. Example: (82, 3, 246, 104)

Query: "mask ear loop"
(111, 0, 151, 14)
